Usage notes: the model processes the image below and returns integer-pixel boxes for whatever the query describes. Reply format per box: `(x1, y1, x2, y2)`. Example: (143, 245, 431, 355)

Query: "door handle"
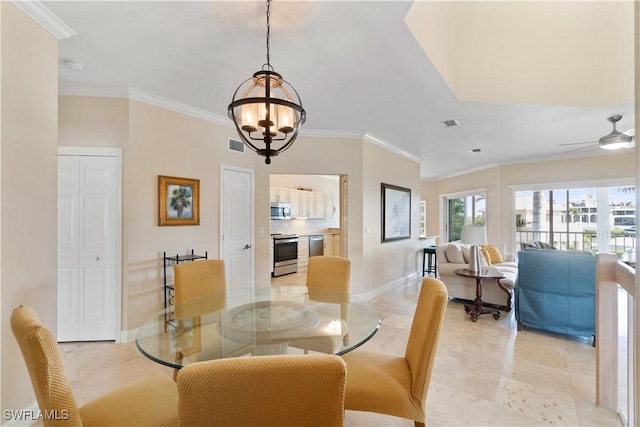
(243, 244, 251, 250)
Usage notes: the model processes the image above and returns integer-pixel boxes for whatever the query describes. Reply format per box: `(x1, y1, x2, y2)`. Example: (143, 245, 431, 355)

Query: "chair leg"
(173, 351, 184, 382)
(415, 421, 425, 427)
(517, 321, 523, 331)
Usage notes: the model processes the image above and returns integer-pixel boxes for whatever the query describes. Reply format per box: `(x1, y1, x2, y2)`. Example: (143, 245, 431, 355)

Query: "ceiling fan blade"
(558, 140, 598, 147)
(563, 143, 598, 153)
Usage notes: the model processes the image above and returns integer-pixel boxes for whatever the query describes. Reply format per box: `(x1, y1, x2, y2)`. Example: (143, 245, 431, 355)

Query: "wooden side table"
(454, 268, 505, 322)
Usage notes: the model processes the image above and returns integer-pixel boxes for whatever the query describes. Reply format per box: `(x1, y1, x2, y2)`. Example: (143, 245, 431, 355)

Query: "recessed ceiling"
(405, 1, 634, 107)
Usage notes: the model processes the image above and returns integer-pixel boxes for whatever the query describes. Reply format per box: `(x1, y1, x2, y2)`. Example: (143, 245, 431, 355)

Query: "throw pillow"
(481, 244, 504, 264)
(461, 245, 490, 266)
(461, 245, 470, 263)
(445, 244, 465, 264)
(479, 247, 492, 266)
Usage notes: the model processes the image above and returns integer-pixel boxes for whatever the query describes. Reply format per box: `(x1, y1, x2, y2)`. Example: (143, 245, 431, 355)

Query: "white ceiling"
(44, 1, 635, 180)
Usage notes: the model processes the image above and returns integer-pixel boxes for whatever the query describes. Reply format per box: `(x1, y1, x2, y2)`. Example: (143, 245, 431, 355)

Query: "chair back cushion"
(306, 256, 351, 293)
(404, 278, 448, 403)
(174, 259, 226, 318)
(177, 354, 346, 427)
(10, 305, 82, 427)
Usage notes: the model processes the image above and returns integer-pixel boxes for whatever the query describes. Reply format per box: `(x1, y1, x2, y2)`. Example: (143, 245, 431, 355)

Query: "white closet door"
(58, 155, 117, 342)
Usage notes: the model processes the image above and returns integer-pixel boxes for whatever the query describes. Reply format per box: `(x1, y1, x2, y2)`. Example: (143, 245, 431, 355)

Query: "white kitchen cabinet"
(270, 187, 289, 203)
(298, 236, 310, 269)
(323, 234, 334, 256)
(312, 192, 324, 219)
(290, 190, 312, 218)
(324, 194, 334, 219)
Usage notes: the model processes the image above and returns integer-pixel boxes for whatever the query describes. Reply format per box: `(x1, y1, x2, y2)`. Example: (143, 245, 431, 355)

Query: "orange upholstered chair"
(341, 277, 448, 427)
(176, 354, 347, 427)
(11, 305, 178, 427)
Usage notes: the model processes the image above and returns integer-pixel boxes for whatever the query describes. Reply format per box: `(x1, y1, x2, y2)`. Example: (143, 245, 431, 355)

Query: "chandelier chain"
(265, 0, 271, 69)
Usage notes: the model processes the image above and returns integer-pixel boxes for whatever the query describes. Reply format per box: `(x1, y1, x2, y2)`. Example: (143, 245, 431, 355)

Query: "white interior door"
(58, 154, 118, 342)
(221, 166, 254, 292)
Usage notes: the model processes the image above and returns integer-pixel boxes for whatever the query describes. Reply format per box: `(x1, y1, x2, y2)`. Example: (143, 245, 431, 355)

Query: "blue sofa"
(515, 249, 596, 339)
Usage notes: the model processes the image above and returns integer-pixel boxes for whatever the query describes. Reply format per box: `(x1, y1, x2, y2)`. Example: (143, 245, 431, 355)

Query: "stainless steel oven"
(272, 235, 298, 277)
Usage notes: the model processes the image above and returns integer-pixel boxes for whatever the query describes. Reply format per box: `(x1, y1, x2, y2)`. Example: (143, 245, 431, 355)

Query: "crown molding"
(58, 85, 424, 165)
(299, 129, 365, 139)
(364, 133, 423, 164)
(127, 89, 231, 127)
(11, 0, 76, 40)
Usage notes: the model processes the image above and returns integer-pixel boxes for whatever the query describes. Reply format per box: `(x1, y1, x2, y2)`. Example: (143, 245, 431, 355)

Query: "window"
(445, 192, 486, 242)
(514, 185, 635, 254)
(419, 201, 426, 238)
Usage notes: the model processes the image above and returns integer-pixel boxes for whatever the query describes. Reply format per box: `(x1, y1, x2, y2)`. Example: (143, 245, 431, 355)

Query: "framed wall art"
(381, 183, 411, 242)
(158, 175, 200, 226)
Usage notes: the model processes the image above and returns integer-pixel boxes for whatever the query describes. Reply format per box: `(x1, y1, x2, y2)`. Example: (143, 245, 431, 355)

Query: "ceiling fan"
(559, 115, 635, 153)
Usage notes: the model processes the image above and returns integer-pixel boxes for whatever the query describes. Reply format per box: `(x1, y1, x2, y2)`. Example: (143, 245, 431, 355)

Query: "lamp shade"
(461, 225, 487, 246)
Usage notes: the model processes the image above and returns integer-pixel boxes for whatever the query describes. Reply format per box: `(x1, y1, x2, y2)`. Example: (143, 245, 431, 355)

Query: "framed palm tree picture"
(158, 175, 200, 226)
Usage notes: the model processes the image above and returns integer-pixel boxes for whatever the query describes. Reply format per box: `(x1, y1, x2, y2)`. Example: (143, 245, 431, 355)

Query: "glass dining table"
(136, 285, 381, 369)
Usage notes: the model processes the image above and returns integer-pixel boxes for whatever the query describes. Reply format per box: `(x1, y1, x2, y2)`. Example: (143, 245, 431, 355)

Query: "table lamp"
(461, 225, 487, 273)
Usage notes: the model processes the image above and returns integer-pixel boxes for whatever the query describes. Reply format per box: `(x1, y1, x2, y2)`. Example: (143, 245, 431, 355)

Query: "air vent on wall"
(441, 119, 460, 128)
(228, 138, 245, 154)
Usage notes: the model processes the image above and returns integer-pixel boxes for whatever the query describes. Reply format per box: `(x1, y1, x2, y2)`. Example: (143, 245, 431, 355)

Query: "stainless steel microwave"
(270, 202, 291, 220)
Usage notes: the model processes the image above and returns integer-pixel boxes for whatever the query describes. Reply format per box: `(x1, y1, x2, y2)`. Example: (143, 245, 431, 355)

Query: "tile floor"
(58, 273, 623, 426)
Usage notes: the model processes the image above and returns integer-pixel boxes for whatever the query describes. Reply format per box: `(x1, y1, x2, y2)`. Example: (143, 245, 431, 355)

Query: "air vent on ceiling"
(441, 119, 460, 128)
(228, 138, 245, 154)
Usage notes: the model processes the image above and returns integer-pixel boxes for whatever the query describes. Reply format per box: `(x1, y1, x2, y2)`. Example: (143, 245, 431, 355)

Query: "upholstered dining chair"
(172, 259, 226, 379)
(176, 354, 347, 427)
(11, 304, 178, 427)
(341, 277, 448, 427)
(291, 255, 351, 354)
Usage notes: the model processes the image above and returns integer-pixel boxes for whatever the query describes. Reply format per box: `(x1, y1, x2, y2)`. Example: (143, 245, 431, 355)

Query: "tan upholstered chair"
(341, 277, 448, 427)
(11, 305, 178, 427)
(173, 259, 226, 317)
(291, 255, 351, 354)
(176, 354, 347, 427)
(172, 259, 226, 379)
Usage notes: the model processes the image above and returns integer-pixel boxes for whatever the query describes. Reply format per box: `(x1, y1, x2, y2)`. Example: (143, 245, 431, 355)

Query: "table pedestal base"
(464, 298, 500, 322)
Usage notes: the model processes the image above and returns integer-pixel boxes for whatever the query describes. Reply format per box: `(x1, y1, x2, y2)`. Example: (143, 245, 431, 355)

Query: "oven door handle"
(274, 238, 299, 244)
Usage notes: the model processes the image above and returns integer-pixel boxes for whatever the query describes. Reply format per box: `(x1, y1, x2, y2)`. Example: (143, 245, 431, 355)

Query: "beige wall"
(421, 153, 635, 252)
(1, 2, 59, 415)
(363, 142, 422, 291)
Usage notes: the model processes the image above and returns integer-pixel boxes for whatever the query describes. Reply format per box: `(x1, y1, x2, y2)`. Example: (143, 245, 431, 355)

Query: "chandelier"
(228, 0, 306, 164)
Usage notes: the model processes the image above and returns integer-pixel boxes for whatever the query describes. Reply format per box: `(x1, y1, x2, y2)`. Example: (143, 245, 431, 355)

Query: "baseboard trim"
(120, 327, 139, 344)
(359, 272, 420, 301)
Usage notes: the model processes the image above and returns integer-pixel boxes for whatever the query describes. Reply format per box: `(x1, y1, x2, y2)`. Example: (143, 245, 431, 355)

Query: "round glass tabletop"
(135, 285, 381, 369)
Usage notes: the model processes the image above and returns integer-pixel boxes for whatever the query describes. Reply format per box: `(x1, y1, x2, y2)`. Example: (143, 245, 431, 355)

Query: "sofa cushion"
(445, 244, 465, 264)
(481, 244, 504, 264)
